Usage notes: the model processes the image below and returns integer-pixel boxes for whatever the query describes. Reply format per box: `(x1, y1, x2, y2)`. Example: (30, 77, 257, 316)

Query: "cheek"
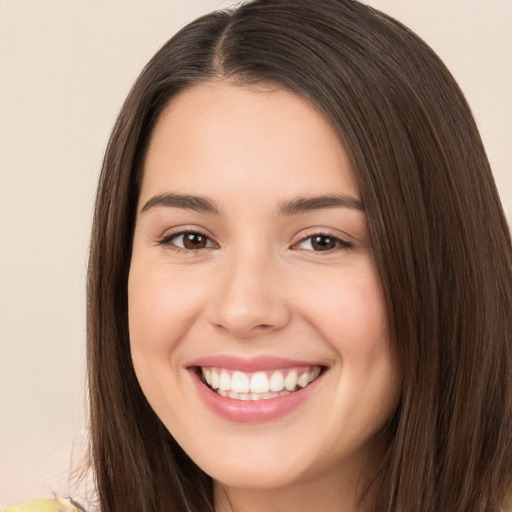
(127, 265, 206, 386)
(302, 263, 389, 356)
(302, 263, 398, 416)
(127, 267, 206, 427)
(129, 267, 199, 344)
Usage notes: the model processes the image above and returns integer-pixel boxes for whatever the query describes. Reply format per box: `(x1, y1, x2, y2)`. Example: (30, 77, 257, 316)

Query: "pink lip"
(187, 356, 326, 423)
(187, 355, 319, 373)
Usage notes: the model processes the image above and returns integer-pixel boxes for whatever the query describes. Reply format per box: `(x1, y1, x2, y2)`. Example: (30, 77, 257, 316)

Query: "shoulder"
(2, 497, 86, 512)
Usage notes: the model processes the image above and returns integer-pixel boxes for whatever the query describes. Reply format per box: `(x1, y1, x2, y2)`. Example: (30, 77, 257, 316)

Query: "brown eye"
(294, 233, 351, 252)
(159, 231, 214, 251)
(182, 232, 208, 249)
(310, 235, 337, 251)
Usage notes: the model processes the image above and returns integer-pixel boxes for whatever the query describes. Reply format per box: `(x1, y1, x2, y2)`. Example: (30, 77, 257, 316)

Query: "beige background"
(1, 0, 511, 505)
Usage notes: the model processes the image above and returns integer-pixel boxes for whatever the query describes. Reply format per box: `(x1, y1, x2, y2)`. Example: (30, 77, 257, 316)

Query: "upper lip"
(186, 355, 326, 373)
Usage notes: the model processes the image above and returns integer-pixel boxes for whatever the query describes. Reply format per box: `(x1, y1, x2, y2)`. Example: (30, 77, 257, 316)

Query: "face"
(128, 82, 399, 496)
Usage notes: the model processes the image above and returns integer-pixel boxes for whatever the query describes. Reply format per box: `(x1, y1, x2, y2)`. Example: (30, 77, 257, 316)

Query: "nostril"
(254, 323, 273, 330)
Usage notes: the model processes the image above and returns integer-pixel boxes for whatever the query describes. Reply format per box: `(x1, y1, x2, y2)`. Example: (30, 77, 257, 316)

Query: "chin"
(207, 459, 304, 490)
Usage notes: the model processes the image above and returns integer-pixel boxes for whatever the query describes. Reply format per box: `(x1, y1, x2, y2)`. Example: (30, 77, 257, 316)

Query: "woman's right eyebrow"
(140, 193, 220, 214)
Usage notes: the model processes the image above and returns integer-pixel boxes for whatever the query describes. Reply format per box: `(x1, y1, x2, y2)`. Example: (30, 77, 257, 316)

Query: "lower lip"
(190, 370, 324, 423)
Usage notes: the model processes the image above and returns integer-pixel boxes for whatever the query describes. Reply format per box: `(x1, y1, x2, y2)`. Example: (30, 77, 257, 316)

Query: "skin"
(128, 82, 400, 512)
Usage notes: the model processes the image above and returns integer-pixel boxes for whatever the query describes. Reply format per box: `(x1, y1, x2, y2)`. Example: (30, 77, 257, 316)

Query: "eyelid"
(156, 226, 218, 250)
(291, 229, 354, 252)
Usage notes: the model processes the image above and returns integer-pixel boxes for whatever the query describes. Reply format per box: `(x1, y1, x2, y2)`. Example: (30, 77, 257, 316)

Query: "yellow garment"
(2, 497, 84, 512)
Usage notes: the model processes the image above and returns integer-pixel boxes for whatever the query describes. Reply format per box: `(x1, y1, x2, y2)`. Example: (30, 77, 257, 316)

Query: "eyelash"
(157, 230, 217, 253)
(157, 230, 353, 254)
(293, 232, 353, 252)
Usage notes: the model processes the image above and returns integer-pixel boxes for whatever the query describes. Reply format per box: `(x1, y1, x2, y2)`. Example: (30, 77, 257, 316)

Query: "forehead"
(140, 81, 359, 207)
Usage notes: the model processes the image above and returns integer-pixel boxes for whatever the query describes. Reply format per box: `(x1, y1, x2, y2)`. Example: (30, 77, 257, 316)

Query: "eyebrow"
(141, 193, 220, 214)
(278, 194, 365, 215)
(140, 192, 364, 216)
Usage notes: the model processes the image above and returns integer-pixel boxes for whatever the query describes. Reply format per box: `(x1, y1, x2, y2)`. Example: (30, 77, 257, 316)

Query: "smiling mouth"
(197, 366, 323, 401)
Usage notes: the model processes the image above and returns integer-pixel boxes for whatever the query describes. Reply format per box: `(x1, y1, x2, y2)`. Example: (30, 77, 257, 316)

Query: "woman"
(84, 0, 511, 511)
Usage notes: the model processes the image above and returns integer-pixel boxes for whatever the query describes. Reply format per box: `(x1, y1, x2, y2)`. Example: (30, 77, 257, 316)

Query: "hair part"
(87, 1, 512, 510)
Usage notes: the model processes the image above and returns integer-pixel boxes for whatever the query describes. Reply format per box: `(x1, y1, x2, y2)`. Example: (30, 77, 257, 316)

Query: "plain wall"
(1, 0, 510, 506)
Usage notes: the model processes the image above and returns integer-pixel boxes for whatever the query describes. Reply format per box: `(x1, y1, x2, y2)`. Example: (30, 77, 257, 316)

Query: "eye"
(294, 233, 351, 252)
(158, 231, 215, 251)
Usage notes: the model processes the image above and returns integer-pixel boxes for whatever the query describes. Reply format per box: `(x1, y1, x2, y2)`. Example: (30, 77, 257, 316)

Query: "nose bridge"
(208, 244, 291, 337)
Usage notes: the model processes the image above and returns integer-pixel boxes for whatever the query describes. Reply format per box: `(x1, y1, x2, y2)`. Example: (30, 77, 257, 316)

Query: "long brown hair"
(87, 1, 512, 510)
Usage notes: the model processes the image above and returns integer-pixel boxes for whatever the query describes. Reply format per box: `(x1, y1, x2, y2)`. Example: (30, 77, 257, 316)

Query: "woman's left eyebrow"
(277, 194, 365, 215)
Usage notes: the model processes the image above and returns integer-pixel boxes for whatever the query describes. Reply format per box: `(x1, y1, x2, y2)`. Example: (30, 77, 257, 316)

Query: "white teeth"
(201, 366, 322, 400)
(308, 367, 321, 382)
(298, 371, 309, 388)
(250, 372, 270, 393)
(284, 370, 298, 391)
(219, 371, 231, 391)
(211, 370, 220, 389)
(269, 370, 285, 392)
(231, 371, 250, 393)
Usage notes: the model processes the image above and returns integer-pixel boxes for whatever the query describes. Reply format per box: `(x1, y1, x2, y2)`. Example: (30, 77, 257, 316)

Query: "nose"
(206, 251, 292, 339)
